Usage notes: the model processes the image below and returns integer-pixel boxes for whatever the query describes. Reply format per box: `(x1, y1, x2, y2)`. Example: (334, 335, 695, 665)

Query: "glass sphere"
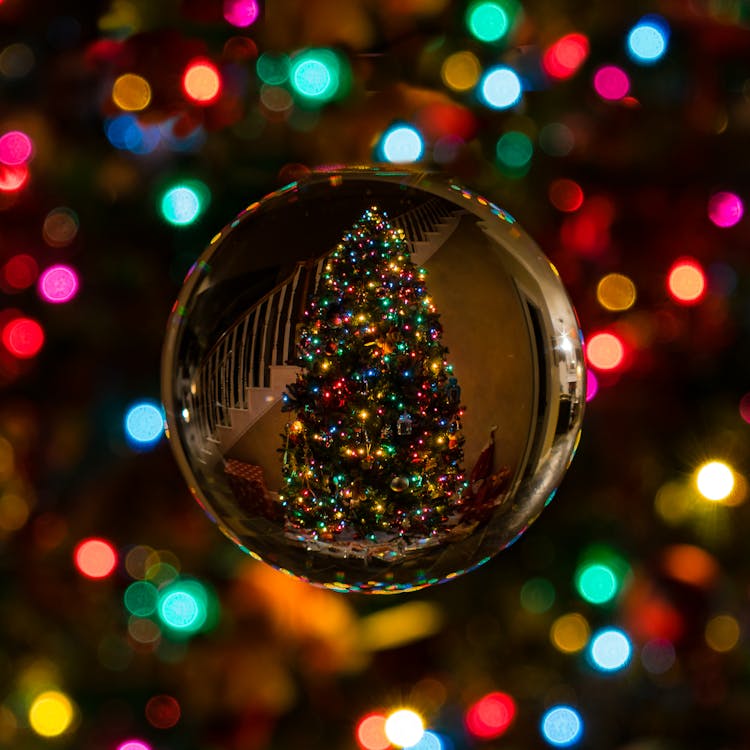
(162, 168, 585, 593)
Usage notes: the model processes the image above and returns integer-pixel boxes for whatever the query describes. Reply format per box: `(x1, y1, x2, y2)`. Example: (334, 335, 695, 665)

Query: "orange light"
(182, 59, 222, 104)
(586, 331, 625, 371)
(356, 713, 390, 750)
(74, 538, 117, 579)
(667, 258, 706, 305)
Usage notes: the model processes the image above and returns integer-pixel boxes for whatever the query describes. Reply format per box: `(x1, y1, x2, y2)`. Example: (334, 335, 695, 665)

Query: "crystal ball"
(161, 168, 585, 593)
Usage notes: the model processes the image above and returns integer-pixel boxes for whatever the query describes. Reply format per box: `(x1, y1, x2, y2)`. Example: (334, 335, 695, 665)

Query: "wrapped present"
(224, 459, 283, 521)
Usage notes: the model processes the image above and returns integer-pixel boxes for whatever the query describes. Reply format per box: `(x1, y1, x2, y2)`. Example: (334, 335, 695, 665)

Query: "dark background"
(1, 1, 750, 749)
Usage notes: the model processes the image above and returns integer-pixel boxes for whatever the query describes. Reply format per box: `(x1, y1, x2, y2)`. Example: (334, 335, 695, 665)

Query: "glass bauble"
(162, 168, 585, 593)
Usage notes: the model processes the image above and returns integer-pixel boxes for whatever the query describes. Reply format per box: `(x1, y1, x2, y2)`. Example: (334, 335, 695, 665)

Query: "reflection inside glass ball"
(162, 168, 585, 593)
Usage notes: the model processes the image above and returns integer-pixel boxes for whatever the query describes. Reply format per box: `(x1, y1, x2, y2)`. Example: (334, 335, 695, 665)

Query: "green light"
(290, 49, 342, 102)
(160, 180, 209, 226)
(256, 52, 290, 85)
(520, 577, 555, 613)
(496, 131, 533, 169)
(575, 563, 618, 604)
(124, 580, 158, 617)
(157, 579, 208, 634)
(467, 1, 511, 43)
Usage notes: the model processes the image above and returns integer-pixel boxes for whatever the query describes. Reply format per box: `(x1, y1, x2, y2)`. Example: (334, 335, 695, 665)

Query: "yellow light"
(291, 421, 303, 432)
(384, 708, 424, 748)
(28, 691, 74, 738)
(359, 410, 369, 420)
(112, 73, 152, 111)
(696, 461, 735, 501)
(550, 612, 590, 653)
(596, 273, 636, 311)
(441, 50, 481, 92)
(705, 614, 740, 652)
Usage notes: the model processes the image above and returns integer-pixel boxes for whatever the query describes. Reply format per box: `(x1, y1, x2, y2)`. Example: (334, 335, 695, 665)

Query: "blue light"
(589, 628, 632, 672)
(479, 66, 522, 109)
(541, 706, 583, 747)
(626, 15, 669, 64)
(380, 124, 424, 163)
(105, 115, 160, 154)
(124, 401, 164, 445)
(404, 730, 444, 750)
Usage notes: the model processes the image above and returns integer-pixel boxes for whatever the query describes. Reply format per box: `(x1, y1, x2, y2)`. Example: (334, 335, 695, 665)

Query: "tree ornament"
(162, 168, 585, 593)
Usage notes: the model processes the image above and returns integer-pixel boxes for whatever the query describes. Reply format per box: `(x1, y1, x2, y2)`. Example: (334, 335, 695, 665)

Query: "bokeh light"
(160, 181, 208, 226)
(124, 580, 159, 617)
(465, 692, 516, 739)
(441, 51, 481, 92)
(641, 638, 676, 674)
(585, 369, 598, 401)
(224, 0, 259, 27)
(125, 401, 164, 445)
(2, 317, 44, 358)
(575, 563, 618, 604)
(739, 393, 750, 424)
(356, 712, 390, 750)
(145, 694, 181, 729)
(550, 613, 590, 653)
(384, 708, 424, 748)
(0, 43, 35, 78)
(289, 49, 341, 102)
(520, 577, 555, 613)
(543, 33, 589, 79)
(405, 730, 443, 750)
(38, 264, 79, 304)
(479, 66, 522, 109)
(585, 331, 625, 371)
(74, 537, 118, 579)
(667, 258, 706, 304)
(596, 273, 636, 311)
(496, 131, 533, 171)
(3, 254, 38, 290)
(549, 178, 584, 212)
(588, 628, 632, 672)
(0, 130, 33, 165)
(466, 1, 513, 43)
(539, 123, 575, 156)
(28, 691, 74, 737)
(256, 52, 290, 85)
(705, 614, 740, 652)
(593, 65, 630, 101)
(157, 579, 209, 634)
(708, 191, 743, 228)
(43, 207, 79, 247)
(117, 741, 151, 750)
(541, 706, 583, 747)
(627, 16, 670, 64)
(380, 125, 424, 163)
(112, 73, 152, 111)
(182, 59, 222, 104)
(695, 461, 735, 501)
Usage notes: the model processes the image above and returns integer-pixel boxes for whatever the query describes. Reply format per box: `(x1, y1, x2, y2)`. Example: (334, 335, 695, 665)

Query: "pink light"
(543, 33, 589, 79)
(2, 317, 44, 358)
(593, 65, 630, 101)
(117, 742, 151, 750)
(38, 264, 79, 304)
(0, 131, 33, 166)
(739, 393, 750, 424)
(586, 369, 598, 401)
(707, 191, 743, 228)
(223, 0, 259, 27)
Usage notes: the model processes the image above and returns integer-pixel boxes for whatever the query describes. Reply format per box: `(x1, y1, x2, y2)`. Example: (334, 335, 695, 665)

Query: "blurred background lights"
(223, 0, 259, 27)
(479, 66, 522, 109)
(182, 59, 222, 104)
(575, 563, 618, 604)
(520, 577, 555, 613)
(3, 254, 38, 290)
(124, 401, 164, 445)
(74, 537, 117, 579)
(705, 614, 740, 652)
(740, 393, 750, 424)
(496, 131, 533, 170)
(160, 181, 208, 226)
(384, 708, 424, 748)
(541, 706, 583, 747)
(708, 191, 744, 228)
(585, 369, 598, 401)
(667, 258, 706, 304)
(0, 130, 33, 165)
(627, 16, 670, 64)
(589, 628, 632, 672)
(2, 317, 44, 358)
(543, 33, 590, 79)
(585, 331, 625, 371)
(550, 613, 590, 653)
(117, 741, 151, 750)
(145, 694, 181, 729)
(0, 164, 29, 192)
(356, 712, 390, 750)
(695, 461, 734, 501)
(112, 73, 151, 112)
(466, 1, 511, 43)
(596, 273, 636, 311)
(43, 206, 79, 246)
(289, 49, 341, 102)
(593, 65, 630, 101)
(256, 52, 290, 86)
(124, 580, 159, 617)
(38, 264, 79, 304)
(28, 691, 74, 737)
(549, 178, 584, 212)
(465, 692, 516, 739)
(404, 730, 444, 750)
(0, 42, 35, 78)
(641, 638, 676, 674)
(381, 125, 424, 163)
(441, 51, 481, 92)
(157, 580, 208, 633)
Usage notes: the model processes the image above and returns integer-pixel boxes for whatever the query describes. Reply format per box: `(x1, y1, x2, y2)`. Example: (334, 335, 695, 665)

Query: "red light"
(667, 258, 706, 305)
(2, 317, 44, 358)
(0, 164, 29, 192)
(146, 695, 181, 729)
(543, 33, 589, 79)
(182, 59, 222, 104)
(356, 713, 390, 750)
(586, 331, 625, 371)
(3, 254, 38, 291)
(465, 692, 516, 739)
(74, 538, 117, 579)
(549, 178, 584, 212)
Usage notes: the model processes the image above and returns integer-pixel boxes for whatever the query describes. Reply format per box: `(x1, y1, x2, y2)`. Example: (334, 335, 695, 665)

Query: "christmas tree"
(280, 207, 466, 541)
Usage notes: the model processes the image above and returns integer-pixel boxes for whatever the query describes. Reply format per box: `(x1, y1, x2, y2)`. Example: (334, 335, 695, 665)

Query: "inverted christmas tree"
(280, 207, 466, 541)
